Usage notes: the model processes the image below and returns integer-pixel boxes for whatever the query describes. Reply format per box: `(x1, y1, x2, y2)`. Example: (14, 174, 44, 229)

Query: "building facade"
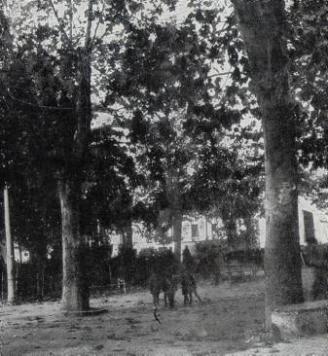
(258, 196, 328, 248)
(99, 197, 328, 255)
(109, 215, 219, 255)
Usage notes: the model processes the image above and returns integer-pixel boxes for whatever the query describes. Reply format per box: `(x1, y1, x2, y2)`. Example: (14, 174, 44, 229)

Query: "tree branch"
(48, 0, 73, 49)
(91, 0, 106, 46)
(209, 71, 233, 78)
(85, 0, 93, 50)
(4, 88, 74, 111)
(67, 0, 73, 42)
(94, 106, 126, 113)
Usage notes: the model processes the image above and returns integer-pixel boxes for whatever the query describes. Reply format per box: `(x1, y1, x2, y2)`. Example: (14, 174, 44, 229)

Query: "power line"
(4, 87, 74, 111)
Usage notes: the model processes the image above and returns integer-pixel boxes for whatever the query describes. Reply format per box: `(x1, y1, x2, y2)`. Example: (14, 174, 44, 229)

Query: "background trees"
(108, 4, 263, 257)
(289, 1, 328, 205)
(1, 0, 161, 311)
(0, 0, 267, 304)
(1, 0, 327, 331)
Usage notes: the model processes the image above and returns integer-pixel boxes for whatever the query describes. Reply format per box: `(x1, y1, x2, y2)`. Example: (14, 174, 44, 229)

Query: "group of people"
(149, 246, 201, 309)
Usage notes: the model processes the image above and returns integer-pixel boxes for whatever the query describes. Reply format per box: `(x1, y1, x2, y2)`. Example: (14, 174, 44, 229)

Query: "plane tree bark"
(59, 45, 92, 311)
(172, 211, 183, 261)
(231, 0, 304, 326)
(166, 169, 183, 261)
(53, 1, 93, 312)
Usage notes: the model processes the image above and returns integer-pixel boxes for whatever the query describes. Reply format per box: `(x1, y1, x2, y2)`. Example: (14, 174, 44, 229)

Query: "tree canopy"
(1, 0, 327, 316)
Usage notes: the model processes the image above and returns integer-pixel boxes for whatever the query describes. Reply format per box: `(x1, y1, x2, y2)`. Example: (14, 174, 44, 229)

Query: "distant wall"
(109, 216, 219, 256)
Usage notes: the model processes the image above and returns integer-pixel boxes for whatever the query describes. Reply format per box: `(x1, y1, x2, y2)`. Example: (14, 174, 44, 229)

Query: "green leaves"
(288, 0, 328, 173)
(0, 0, 266, 243)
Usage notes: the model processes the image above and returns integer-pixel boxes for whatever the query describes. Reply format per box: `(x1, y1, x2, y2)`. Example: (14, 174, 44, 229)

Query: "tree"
(130, 109, 196, 259)
(289, 1, 328, 194)
(231, 0, 304, 326)
(111, 11, 250, 258)
(0, 1, 97, 311)
(80, 124, 137, 247)
(0, 0, 95, 311)
(10, 172, 60, 300)
(187, 132, 263, 249)
(3, 0, 183, 311)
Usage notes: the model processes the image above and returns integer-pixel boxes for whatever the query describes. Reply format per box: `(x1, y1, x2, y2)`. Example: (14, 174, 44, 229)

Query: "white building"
(109, 215, 219, 255)
(109, 197, 328, 254)
(258, 196, 328, 248)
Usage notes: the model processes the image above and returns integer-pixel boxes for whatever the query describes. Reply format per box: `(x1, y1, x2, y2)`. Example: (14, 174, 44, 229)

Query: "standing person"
(181, 246, 201, 305)
(181, 269, 202, 305)
(182, 246, 193, 271)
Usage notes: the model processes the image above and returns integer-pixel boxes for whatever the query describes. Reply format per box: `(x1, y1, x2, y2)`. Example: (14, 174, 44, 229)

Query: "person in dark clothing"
(181, 270, 202, 305)
(149, 272, 178, 308)
(182, 246, 194, 271)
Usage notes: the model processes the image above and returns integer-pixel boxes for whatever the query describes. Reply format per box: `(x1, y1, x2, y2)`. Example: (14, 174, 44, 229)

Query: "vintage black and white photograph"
(0, 0, 327, 354)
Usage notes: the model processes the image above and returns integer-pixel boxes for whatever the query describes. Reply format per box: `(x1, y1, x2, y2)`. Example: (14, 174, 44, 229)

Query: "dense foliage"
(1, 0, 327, 307)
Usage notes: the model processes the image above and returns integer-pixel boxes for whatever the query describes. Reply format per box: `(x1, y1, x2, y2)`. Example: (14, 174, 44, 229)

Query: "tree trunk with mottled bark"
(221, 214, 237, 248)
(232, 0, 303, 327)
(172, 211, 183, 261)
(58, 180, 89, 311)
(58, 7, 92, 311)
(166, 168, 183, 261)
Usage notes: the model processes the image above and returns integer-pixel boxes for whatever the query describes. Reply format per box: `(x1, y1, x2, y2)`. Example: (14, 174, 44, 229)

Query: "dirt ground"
(1, 278, 327, 355)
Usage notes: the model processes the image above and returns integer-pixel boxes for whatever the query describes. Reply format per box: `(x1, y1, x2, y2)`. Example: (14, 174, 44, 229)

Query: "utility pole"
(4, 186, 15, 304)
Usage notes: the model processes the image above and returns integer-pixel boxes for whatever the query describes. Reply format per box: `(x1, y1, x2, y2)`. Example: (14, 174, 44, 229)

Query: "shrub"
(194, 240, 224, 281)
(110, 245, 137, 284)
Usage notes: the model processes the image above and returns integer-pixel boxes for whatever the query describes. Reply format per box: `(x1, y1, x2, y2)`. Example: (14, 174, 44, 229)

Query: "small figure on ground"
(117, 278, 126, 293)
(181, 270, 202, 306)
(149, 272, 178, 308)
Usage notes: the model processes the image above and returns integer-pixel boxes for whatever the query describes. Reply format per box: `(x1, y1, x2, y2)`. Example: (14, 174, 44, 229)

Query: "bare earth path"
(1, 279, 327, 355)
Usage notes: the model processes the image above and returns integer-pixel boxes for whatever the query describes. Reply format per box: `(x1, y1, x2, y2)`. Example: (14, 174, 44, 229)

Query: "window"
(182, 224, 190, 241)
(191, 224, 199, 240)
(303, 210, 317, 244)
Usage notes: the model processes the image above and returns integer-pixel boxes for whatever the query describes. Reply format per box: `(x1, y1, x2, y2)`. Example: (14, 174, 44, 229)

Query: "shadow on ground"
(2, 279, 271, 355)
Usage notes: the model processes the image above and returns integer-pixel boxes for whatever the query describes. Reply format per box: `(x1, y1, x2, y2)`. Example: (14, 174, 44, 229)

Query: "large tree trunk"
(221, 213, 237, 248)
(33, 250, 46, 302)
(58, 180, 89, 312)
(57, 5, 92, 311)
(166, 168, 183, 261)
(232, 0, 303, 326)
(244, 216, 258, 250)
(172, 210, 183, 261)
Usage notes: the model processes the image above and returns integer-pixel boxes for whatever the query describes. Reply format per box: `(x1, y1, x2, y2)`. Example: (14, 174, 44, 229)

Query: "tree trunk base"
(58, 180, 90, 313)
(271, 300, 328, 340)
(62, 307, 108, 317)
(61, 282, 90, 312)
